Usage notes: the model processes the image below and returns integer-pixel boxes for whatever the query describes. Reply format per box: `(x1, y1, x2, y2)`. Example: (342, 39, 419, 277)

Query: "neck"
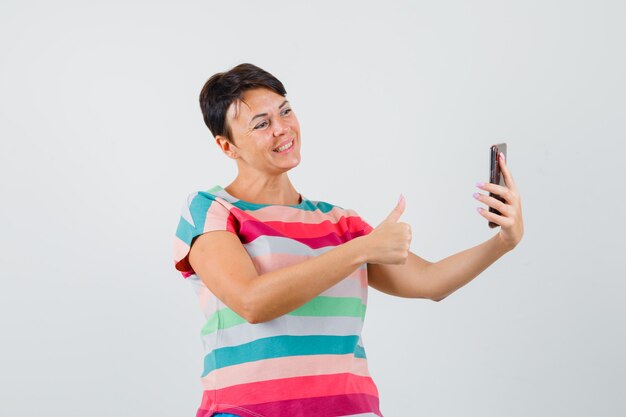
(225, 172, 300, 205)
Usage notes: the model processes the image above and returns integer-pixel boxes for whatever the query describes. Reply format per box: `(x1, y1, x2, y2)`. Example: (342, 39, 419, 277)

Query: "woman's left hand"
(474, 152, 524, 250)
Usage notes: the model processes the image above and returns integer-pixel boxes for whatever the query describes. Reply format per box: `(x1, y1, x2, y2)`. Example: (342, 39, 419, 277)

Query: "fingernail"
(500, 152, 505, 160)
(476, 207, 483, 213)
(398, 193, 404, 203)
(473, 193, 480, 200)
(476, 182, 484, 188)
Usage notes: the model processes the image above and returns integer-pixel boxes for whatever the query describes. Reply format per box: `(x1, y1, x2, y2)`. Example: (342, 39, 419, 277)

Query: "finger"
(476, 206, 513, 228)
(473, 192, 509, 215)
(498, 152, 518, 191)
(477, 182, 511, 201)
(385, 194, 406, 223)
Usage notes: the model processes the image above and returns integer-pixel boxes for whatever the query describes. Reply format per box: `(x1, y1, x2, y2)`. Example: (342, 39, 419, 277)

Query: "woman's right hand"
(361, 195, 412, 265)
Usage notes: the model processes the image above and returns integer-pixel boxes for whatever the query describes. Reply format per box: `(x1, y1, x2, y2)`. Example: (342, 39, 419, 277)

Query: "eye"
(254, 109, 292, 130)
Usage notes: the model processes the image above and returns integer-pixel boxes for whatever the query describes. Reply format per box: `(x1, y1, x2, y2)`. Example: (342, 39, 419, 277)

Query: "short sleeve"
(352, 214, 374, 237)
(359, 216, 374, 235)
(173, 191, 238, 278)
(341, 207, 374, 240)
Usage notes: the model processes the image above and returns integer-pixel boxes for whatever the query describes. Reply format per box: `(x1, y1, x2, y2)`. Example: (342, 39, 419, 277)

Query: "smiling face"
(216, 87, 301, 176)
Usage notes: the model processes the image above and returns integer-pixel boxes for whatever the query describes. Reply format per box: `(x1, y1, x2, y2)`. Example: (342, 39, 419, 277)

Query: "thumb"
(384, 194, 406, 223)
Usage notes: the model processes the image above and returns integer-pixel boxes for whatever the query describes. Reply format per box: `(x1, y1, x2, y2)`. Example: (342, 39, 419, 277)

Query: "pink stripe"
(240, 222, 366, 247)
(173, 237, 190, 264)
(202, 201, 236, 233)
(202, 373, 378, 408)
(262, 216, 372, 238)
(201, 354, 371, 390)
(239, 215, 370, 240)
(250, 253, 368, 289)
(197, 283, 216, 312)
(211, 393, 382, 417)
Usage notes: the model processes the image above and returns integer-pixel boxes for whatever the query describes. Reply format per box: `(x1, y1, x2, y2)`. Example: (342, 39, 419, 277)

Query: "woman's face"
(220, 87, 301, 175)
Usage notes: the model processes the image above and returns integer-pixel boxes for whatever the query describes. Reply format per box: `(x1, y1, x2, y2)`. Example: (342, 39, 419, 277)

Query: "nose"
(273, 119, 290, 136)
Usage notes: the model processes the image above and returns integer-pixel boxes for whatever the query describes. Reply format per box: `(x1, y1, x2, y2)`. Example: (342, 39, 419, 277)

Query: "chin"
(285, 161, 301, 171)
(279, 157, 301, 173)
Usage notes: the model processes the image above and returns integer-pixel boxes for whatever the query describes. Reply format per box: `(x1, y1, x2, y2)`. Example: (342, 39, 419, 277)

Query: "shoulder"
(173, 186, 238, 277)
(181, 186, 233, 216)
(176, 186, 237, 236)
(182, 186, 227, 206)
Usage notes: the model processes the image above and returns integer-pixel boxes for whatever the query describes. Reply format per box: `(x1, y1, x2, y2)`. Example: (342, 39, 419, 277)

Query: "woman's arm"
(368, 151, 524, 301)
(368, 235, 510, 300)
(189, 199, 411, 324)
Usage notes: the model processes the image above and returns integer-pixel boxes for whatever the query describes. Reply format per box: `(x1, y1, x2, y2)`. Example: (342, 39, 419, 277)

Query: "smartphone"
(488, 143, 507, 228)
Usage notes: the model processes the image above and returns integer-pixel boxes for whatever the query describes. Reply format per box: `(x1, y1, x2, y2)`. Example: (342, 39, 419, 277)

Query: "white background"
(1, 1, 625, 416)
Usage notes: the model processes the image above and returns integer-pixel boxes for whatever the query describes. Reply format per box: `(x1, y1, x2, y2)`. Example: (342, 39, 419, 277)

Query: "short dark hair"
(199, 63, 287, 143)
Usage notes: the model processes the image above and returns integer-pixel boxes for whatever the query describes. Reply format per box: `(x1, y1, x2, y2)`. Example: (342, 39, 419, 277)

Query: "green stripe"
(290, 296, 366, 319)
(206, 185, 222, 193)
(201, 296, 366, 336)
(201, 309, 246, 336)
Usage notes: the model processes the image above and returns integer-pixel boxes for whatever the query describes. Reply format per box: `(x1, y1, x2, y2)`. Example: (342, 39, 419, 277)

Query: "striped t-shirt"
(173, 185, 382, 417)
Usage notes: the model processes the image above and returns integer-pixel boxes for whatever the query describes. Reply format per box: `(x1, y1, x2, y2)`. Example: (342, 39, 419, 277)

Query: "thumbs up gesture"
(364, 195, 412, 265)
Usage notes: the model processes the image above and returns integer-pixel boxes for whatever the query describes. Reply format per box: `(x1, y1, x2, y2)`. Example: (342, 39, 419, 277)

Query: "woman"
(173, 63, 524, 417)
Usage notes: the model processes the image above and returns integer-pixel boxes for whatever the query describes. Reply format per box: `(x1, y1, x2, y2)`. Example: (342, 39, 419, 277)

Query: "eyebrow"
(249, 100, 289, 125)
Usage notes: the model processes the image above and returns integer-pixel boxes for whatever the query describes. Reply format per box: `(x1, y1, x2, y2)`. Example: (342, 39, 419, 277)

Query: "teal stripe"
(228, 199, 328, 212)
(314, 201, 340, 213)
(201, 335, 364, 376)
(188, 193, 212, 233)
(354, 344, 366, 359)
(210, 183, 338, 213)
(175, 217, 195, 245)
(175, 193, 216, 243)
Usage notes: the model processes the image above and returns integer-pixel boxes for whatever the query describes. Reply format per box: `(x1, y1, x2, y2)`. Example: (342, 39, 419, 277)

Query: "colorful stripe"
(201, 354, 371, 390)
(238, 218, 370, 246)
(211, 394, 382, 417)
(202, 315, 365, 352)
(204, 374, 379, 408)
(202, 334, 366, 376)
(201, 296, 366, 336)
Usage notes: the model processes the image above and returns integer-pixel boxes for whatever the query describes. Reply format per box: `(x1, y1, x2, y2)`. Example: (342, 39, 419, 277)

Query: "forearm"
(427, 234, 512, 301)
(246, 237, 368, 323)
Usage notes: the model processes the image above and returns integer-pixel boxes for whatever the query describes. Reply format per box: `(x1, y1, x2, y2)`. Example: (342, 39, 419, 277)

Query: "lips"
(273, 138, 295, 152)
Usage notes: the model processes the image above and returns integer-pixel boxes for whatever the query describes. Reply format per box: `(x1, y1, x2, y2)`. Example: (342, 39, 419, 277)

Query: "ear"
(215, 135, 239, 159)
